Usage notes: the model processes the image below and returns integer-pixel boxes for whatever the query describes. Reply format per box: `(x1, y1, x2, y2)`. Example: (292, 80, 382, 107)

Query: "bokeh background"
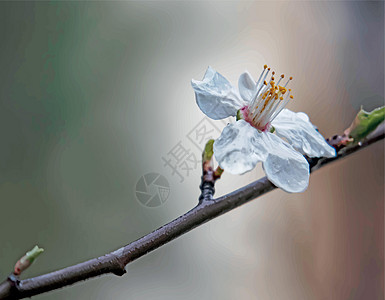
(0, 1, 383, 299)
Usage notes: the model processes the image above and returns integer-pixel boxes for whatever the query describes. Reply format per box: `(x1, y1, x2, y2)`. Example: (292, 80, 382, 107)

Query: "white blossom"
(192, 66, 336, 193)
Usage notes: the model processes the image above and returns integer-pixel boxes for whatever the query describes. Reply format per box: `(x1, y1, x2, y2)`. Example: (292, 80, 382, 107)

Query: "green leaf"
(346, 106, 385, 141)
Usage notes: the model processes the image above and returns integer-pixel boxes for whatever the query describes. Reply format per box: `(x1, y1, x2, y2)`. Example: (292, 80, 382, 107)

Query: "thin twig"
(0, 127, 383, 300)
(199, 161, 216, 203)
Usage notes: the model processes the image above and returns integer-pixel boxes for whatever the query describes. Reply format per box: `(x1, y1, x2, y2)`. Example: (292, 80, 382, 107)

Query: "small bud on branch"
(202, 139, 214, 162)
(345, 106, 385, 142)
(14, 246, 44, 276)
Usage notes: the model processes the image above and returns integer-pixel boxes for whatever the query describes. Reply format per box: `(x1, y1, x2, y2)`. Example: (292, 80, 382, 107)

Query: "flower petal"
(238, 71, 256, 103)
(191, 66, 246, 120)
(213, 120, 310, 193)
(262, 133, 310, 193)
(272, 109, 336, 158)
(213, 120, 269, 174)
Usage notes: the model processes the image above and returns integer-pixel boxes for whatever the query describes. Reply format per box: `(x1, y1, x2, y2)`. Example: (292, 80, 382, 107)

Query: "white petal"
(296, 112, 309, 122)
(213, 120, 269, 174)
(261, 133, 310, 193)
(272, 109, 336, 158)
(191, 66, 246, 120)
(238, 71, 256, 103)
(213, 120, 310, 193)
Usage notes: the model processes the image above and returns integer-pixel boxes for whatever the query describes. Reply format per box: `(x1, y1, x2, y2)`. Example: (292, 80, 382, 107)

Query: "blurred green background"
(0, 1, 383, 299)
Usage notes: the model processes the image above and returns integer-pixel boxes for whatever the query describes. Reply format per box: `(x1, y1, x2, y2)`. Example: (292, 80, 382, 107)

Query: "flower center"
(243, 65, 294, 131)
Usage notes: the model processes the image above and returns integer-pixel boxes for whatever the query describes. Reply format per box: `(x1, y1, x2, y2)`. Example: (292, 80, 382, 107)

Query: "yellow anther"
(280, 96, 283, 100)
(264, 80, 267, 85)
(264, 64, 268, 69)
(290, 95, 293, 99)
(289, 76, 293, 80)
(271, 77, 275, 81)
(289, 89, 291, 92)
(279, 86, 287, 94)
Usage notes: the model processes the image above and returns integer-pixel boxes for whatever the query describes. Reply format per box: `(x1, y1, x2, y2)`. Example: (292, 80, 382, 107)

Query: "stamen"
(255, 91, 280, 127)
(269, 90, 293, 122)
(269, 70, 275, 82)
(253, 94, 274, 123)
(247, 65, 295, 130)
(250, 85, 270, 119)
(260, 86, 286, 123)
(284, 76, 293, 88)
(276, 74, 284, 86)
(255, 66, 267, 90)
(252, 83, 277, 121)
(250, 67, 271, 109)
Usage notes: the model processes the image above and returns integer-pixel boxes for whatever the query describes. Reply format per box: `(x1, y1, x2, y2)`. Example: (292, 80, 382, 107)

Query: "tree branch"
(0, 127, 383, 300)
